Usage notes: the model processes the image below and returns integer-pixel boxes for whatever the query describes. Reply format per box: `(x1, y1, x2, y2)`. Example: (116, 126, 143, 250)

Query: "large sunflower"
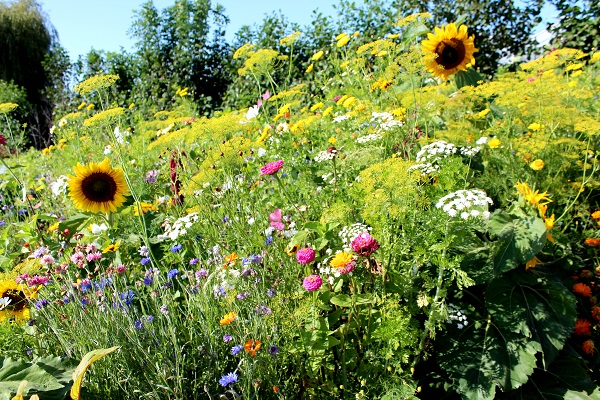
(68, 158, 130, 214)
(0, 280, 35, 323)
(421, 23, 478, 79)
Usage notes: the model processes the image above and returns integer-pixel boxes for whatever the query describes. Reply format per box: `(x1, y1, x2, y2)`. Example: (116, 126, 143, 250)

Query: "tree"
(0, 0, 55, 148)
(550, 0, 599, 53)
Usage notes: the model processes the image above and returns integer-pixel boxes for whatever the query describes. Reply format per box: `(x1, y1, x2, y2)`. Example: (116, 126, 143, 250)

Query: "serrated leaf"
(70, 346, 119, 400)
(438, 316, 538, 399)
(486, 270, 576, 367)
(488, 213, 547, 274)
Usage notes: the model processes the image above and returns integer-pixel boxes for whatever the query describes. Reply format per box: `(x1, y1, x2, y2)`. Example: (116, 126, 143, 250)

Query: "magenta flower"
(269, 208, 284, 231)
(296, 247, 316, 264)
(0, 134, 6, 146)
(303, 275, 322, 291)
(260, 160, 284, 175)
(351, 232, 380, 256)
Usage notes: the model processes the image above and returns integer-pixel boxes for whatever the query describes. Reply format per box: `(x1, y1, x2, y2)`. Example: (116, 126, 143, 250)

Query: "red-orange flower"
(592, 306, 600, 322)
(585, 238, 600, 247)
(574, 319, 592, 335)
(573, 283, 592, 297)
(582, 339, 596, 355)
(244, 339, 261, 356)
(592, 211, 600, 220)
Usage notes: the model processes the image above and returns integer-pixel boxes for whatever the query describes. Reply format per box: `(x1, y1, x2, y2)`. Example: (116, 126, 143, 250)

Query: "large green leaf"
(486, 270, 576, 367)
(488, 212, 547, 274)
(0, 356, 75, 400)
(454, 68, 484, 89)
(438, 317, 538, 399)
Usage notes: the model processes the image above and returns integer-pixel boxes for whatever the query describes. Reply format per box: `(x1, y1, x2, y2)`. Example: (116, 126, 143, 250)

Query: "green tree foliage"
(0, 0, 55, 148)
(550, 0, 599, 53)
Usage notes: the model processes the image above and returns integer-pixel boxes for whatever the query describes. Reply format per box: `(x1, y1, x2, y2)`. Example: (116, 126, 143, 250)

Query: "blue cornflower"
(134, 320, 144, 330)
(140, 257, 151, 266)
(231, 345, 243, 355)
(119, 290, 135, 306)
(218, 372, 238, 387)
(143, 276, 153, 286)
(35, 299, 49, 309)
(32, 246, 47, 258)
(167, 269, 179, 280)
(0, 221, 5, 227)
(147, 315, 154, 323)
(170, 244, 183, 253)
(81, 298, 88, 308)
(223, 334, 233, 343)
(189, 258, 199, 265)
(264, 236, 273, 246)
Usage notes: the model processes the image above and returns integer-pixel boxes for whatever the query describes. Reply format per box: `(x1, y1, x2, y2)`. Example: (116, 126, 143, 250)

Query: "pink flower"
(351, 232, 380, 256)
(117, 264, 127, 274)
(262, 91, 271, 101)
(340, 261, 355, 274)
(27, 275, 49, 286)
(296, 247, 316, 264)
(333, 95, 341, 102)
(260, 160, 284, 175)
(0, 134, 6, 146)
(303, 274, 322, 291)
(269, 208, 284, 231)
(40, 254, 55, 265)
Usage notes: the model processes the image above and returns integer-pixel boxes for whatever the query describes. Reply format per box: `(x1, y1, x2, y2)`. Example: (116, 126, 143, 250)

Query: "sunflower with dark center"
(0, 280, 36, 323)
(421, 23, 478, 79)
(68, 158, 130, 214)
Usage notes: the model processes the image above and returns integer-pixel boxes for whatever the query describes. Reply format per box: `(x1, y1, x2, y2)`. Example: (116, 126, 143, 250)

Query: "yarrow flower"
(351, 232, 380, 256)
(296, 247, 316, 264)
(435, 189, 493, 220)
(303, 275, 322, 291)
(260, 160, 284, 175)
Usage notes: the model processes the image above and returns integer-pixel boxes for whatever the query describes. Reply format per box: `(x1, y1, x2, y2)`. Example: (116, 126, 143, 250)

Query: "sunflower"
(68, 158, 130, 214)
(0, 280, 36, 323)
(421, 23, 478, 79)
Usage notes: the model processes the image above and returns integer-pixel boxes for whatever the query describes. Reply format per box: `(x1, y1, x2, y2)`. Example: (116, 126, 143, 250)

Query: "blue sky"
(39, 0, 338, 60)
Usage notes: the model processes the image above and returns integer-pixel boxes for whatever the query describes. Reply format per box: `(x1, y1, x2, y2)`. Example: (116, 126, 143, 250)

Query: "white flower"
(50, 176, 68, 197)
(103, 145, 112, 154)
(257, 148, 267, 157)
(245, 105, 260, 120)
(91, 223, 109, 234)
(476, 136, 489, 145)
(0, 297, 12, 311)
(333, 114, 350, 123)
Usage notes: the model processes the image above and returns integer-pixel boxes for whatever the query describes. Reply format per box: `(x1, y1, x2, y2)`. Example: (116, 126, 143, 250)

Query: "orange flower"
(223, 253, 239, 268)
(592, 306, 600, 321)
(525, 256, 541, 270)
(592, 211, 600, 220)
(244, 339, 261, 356)
(219, 311, 237, 325)
(574, 319, 592, 335)
(584, 238, 600, 247)
(582, 339, 595, 355)
(573, 283, 592, 297)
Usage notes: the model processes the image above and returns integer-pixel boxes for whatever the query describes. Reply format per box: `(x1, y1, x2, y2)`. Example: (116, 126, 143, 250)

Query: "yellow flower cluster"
(73, 74, 119, 95)
(83, 107, 125, 127)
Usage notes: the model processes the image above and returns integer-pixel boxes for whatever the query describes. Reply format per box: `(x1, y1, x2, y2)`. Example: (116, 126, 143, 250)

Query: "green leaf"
(486, 270, 576, 367)
(454, 69, 484, 89)
(438, 316, 538, 399)
(330, 294, 352, 307)
(488, 212, 547, 274)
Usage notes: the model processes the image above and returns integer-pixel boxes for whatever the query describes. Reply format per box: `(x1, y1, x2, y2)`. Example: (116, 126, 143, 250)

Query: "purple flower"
(223, 334, 233, 343)
(134, 320, 144, 330)
(296, 247, 316, 264)
(267, 289, 276, 297)
(265, 236, 273, 246)
(140, 257, 151, 266)
(167, 269, 179, 280)
(147, 315, 154, 323)
(236, 292, 248, 300)
(303, 275, 322, 292)
(160, 304, 169, 316)
(268, 345, 280, 355)
(260, 160, 284, 175)
(351, 232, 380, 256)
(35, 299, 49, 309)
(196, 268, 208, 278)
(218, 372, 238, 387)
(143, 276, 153, 286)
(231, 345, 243, 355)
(189, 258, 199, 265)
(145, 170, 159, 183)
(170, 244, 183, 253)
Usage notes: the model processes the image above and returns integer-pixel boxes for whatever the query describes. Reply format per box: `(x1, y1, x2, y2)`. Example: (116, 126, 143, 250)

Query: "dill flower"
(279, 31, 301, 46)
(420, 23, 477, 79)
(83, 107, 125, 127)
(67, 158, 130, 214)
(73, 74, 119, 95)
(0, 102, 18, 114)
(573, 283, 592, 297)
(220, 311, 237, 325)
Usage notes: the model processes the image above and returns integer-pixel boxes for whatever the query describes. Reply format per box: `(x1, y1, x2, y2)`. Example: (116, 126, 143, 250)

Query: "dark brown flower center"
(81, 172, 117, 202)
(2, 289, 27, 311)
(435, 38, 466, 70)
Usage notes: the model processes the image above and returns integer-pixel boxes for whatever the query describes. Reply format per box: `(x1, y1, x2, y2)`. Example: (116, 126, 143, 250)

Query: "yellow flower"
(87, 104, 95, 111)
(176, 87, 189, 97)
(528, 123, 542, 131)
(515, 182, 552, 206)
(133, 202, 158, 216)
(487, 138, 501, 148)
(544, 214, 555, 230)
(477, 109, 490, 118)
(337, 34, 350, 47)
(77, 102, 86, 110)
(219, 311, 237, 325)
(0, 103, 18, 114)
(73, 74, 119, 95)
(421, 23, 478, 79)
(322, 106, 333, 117)
(42, 148, 51, 156)
(328, 137, 336, 144)
(103, 242, 120, 253)
(529, 159, 544, 171)
(128, 103, 135, 109)
(305, 63, 314, 73)
(310, 102, 324, 112)
(47, 222, 59, 232)
(330, 251, 353, 270)
(591, 52, 600, 63)
(591, 211, 600, 220)
(565, 63, 583, 71)
(312, 50, 324, 61)
(67, 158, 130, 214)
(0, 280, 36, 323)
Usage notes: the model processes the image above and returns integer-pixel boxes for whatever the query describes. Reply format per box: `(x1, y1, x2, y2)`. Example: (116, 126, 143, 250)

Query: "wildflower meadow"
(1, 8, 600, 400)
